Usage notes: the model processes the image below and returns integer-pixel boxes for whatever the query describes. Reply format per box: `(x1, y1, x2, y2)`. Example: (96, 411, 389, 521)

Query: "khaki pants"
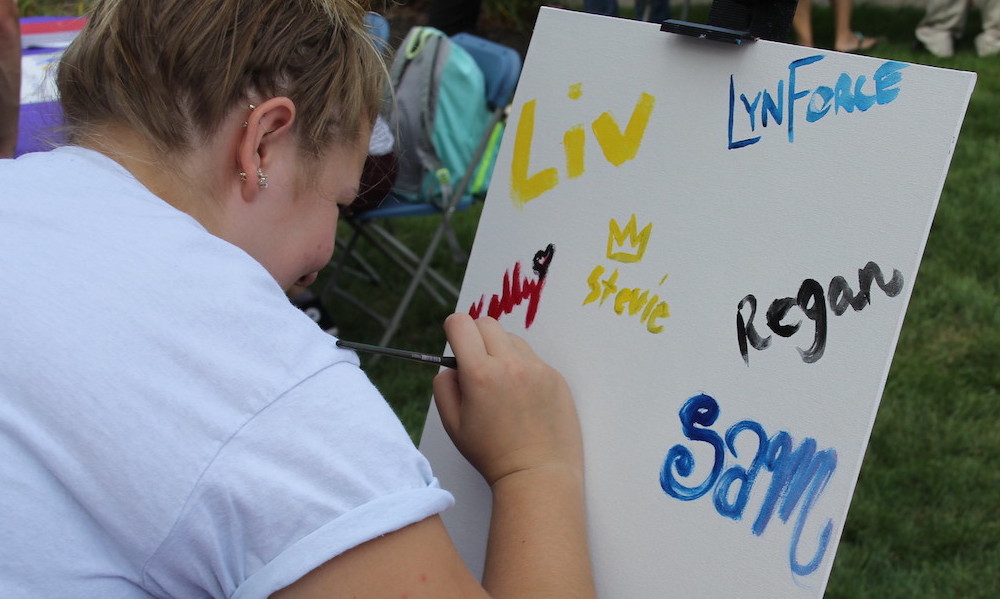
(916, 0, 1000, 55)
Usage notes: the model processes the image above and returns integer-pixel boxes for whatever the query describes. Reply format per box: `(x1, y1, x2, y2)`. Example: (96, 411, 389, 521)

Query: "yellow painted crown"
(606, 214, 652, 263)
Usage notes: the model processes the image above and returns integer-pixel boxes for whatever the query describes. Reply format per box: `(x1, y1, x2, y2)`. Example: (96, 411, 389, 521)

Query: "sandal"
(838, 32, 880, 54)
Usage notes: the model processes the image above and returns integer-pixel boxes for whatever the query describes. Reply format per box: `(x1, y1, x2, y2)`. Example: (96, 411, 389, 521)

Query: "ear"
(235, 97, 297, 198)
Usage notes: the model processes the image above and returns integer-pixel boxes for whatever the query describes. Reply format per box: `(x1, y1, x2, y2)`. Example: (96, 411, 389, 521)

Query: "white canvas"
(419, 8, 976, 598)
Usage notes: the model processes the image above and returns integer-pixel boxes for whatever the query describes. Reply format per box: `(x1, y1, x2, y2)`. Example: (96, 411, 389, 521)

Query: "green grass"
(817, 10, 1000, 597)
(16, 0, 86, 16)
(325, 5, 1000, 598)
(32, 1, 998, 596)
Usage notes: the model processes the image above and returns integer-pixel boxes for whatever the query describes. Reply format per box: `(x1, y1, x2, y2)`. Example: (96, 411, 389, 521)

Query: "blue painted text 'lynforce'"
(728, 56, 909, 149)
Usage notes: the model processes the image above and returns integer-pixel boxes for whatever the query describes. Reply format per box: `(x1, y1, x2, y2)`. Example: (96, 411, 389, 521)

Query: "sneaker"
(975, 31, 1000, 57)
(289, 291, 339, 335)
(915, 27, 955, 57)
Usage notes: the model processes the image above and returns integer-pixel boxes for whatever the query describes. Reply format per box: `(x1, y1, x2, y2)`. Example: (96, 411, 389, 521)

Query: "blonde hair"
(57, 0, 384, 158)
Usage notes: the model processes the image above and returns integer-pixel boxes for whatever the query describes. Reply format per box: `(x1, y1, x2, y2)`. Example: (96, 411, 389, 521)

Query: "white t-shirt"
(0, 147, 454, 598)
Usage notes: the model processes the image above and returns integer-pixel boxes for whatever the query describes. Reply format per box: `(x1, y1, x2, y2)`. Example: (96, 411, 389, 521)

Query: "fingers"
(444, 314, 517, 370)
(444, 313, 520, 364)
(432, 369, 462, 437)
(504, 330, 538, 361)
(436, 312, 584, 487)
(442, 313, 488, 366)
(475, 316, 515, 359)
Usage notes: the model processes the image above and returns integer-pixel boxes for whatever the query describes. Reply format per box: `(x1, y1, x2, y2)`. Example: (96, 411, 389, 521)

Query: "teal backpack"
(389, 27, 498, 206)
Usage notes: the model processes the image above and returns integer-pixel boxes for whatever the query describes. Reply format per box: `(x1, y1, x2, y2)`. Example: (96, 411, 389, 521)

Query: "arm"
(437, 315, 594, 598)
(0, 0, 19, 158)
(272, 314, 596, 598)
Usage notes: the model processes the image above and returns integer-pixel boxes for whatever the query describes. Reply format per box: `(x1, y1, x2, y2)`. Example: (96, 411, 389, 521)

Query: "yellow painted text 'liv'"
(511, 90, 657, 206)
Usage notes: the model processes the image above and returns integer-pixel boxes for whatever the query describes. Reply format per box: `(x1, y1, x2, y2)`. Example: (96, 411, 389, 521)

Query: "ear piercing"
(238, 105, 268, 188)
(242, 103, 256, 128)
(237, 167, 267, 189)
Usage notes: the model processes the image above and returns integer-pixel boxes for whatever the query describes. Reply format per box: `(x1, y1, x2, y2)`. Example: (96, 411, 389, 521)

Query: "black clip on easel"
(660, 0, 799, 45)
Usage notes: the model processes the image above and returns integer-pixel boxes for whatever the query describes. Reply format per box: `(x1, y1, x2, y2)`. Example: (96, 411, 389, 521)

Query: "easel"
(663, 0, 798, 44)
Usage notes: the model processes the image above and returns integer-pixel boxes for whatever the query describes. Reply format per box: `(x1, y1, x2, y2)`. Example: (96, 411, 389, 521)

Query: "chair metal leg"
(330, 285, 390, 328)
(444, 225, 469, 264)
(366, 223, 459, 301)
(377, 208, 459, 347)
(374, 106, 508, 346)
(322, 225, 365, 303)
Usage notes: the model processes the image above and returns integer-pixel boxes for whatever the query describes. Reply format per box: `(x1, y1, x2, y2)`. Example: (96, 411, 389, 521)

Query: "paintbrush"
(336, 339, 458, 369)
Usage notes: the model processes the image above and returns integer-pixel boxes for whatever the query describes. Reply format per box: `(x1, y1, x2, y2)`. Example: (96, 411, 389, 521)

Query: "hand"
(432, 314, 583, 487)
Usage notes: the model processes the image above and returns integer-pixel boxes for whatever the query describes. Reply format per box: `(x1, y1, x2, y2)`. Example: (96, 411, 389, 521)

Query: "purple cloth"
(16, 99, 64, 157)
(15, 27, 70, 157)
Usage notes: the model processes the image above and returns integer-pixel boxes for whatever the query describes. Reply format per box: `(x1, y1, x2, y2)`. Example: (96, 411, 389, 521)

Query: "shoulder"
(144, 357, 454, 598)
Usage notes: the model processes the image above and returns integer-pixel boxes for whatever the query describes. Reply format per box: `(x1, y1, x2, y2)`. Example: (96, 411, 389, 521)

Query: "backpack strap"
(391, 27, 452, 203)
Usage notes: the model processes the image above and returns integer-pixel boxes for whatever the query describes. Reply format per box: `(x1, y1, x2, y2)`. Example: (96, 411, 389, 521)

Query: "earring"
(257, 167, 268, 189)
(242, 103, 256, 128)
(239, 170, 247, 182)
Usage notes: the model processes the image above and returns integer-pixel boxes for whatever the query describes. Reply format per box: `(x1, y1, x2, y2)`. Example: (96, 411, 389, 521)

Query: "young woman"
(0, 1, 596, 597)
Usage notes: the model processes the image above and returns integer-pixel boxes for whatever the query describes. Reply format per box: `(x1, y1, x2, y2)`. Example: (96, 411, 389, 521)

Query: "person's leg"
(583, 0, 619, 16)
(427, 0, 482, 35)
(649, 0, 671, 23)
(832, 0, 878, 52)
(915, 0, 968, 57)
(635, 0, 649, 21)
(975, 0, 1000, 56)
(792, 0, 814, 47)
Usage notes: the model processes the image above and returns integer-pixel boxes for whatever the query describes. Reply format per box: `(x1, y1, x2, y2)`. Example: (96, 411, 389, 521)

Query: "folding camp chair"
(324, 33, 522, 348)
